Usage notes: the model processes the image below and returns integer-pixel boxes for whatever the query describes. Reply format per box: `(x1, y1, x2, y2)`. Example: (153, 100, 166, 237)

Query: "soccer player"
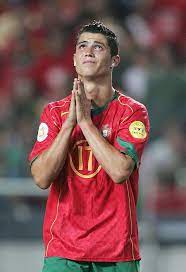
(29, 21, 150, 272)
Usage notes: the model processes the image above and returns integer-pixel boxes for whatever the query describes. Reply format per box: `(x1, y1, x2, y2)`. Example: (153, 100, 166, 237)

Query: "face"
(74, 32, 114, 78)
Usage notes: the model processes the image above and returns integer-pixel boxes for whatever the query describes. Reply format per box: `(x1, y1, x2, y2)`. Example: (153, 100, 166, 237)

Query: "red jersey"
(29, 90, 150, 262)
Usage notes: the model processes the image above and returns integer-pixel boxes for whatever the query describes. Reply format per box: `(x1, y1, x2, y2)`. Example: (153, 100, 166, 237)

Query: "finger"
(73, 78, 78, 91)
(71, 90, 75, 104)
(75, 88, 82, 110)
(75, 88, 80, 103)
(80, 81, 90, 102)
(78, 79, 87, 100)
(69, 91, 75, 113)
(77, 79, 82, 95)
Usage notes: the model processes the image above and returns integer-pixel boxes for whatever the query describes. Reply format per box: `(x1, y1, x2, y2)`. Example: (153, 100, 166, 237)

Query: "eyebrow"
(77, 41, 106, 47)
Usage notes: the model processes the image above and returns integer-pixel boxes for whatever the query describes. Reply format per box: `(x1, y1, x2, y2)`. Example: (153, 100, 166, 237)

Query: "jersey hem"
(45, 254, 141, 262)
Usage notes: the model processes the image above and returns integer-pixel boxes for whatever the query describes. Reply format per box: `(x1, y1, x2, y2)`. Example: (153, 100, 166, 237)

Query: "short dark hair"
(77, 21, 119, 57)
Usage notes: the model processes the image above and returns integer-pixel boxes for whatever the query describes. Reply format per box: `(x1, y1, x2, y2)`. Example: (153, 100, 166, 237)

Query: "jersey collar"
(91, 90, 119, 116)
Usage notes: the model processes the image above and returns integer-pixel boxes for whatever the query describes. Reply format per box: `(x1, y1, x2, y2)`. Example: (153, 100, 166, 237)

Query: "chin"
(79, 71, 97, 78)
(77, 67, 107, 79)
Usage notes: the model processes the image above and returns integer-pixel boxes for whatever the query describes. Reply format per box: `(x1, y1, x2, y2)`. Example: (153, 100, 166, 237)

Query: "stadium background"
(0, 0, 185, 271)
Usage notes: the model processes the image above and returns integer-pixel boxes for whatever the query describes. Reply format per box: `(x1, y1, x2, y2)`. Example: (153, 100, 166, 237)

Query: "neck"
(79, 75, 115, 107)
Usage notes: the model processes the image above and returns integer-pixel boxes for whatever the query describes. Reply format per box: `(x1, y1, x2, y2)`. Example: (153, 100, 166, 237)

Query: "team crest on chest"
(101, 125, 112, 138)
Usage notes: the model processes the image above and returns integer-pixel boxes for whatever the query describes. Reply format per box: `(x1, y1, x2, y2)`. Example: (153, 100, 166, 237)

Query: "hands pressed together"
(67, 78, 92, 128)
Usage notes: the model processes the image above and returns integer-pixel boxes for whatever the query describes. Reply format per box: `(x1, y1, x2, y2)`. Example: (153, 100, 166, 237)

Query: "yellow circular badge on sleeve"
(129, 121, 147, 139)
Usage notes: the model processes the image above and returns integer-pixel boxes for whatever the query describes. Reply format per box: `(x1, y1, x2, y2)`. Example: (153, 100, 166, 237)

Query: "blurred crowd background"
(0, 0, 185, 271)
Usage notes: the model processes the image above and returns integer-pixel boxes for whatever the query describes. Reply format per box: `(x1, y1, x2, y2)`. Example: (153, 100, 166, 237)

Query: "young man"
(29, 21, 150, 272)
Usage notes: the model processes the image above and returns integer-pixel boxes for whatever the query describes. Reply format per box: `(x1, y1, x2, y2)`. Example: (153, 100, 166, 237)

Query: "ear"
(111, 55, 120, 68)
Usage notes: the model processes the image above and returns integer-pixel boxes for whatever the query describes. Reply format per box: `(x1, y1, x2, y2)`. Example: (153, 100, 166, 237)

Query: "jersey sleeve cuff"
(29, 155, 39, 167)
(116, 137, 139, 167)
(28, 146, 48, 166)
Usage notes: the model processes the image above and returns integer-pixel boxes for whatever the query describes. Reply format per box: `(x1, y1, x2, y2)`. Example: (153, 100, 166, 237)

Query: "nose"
(84, 46, 94, 57)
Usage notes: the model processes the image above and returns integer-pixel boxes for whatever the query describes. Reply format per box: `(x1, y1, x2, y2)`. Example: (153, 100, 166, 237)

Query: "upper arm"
(115, 105, 150, 169)
(28, 104, 60, 165)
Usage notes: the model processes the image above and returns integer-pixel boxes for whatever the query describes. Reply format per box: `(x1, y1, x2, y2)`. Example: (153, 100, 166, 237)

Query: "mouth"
(83, 60, 96, 64)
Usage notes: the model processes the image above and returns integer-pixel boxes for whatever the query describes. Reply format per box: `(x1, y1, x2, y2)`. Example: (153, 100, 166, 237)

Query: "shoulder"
(115, 91, 150, 133)
(116, 90, 148, 115)
(43, 94, 72, 117)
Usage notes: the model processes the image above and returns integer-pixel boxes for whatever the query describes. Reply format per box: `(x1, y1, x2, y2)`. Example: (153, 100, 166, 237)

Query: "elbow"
(31, 168, 51, 190)
(30, 159, 52, 189)
(111, 170, 131, 184)
(111, 163, 134, 183)
(32, 174, 51, 190)
(112, 157, 135, 184)
(35, 178, 50, 190)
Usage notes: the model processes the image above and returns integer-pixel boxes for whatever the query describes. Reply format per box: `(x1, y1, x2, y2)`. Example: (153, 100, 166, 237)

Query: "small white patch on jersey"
(101, 125, 112, 138)
(37, 122, 48, 142)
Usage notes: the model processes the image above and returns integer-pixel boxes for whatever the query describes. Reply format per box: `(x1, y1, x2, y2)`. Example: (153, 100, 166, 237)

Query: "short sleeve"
(115, 106, 150, 167)
(28, 104, 60, 164)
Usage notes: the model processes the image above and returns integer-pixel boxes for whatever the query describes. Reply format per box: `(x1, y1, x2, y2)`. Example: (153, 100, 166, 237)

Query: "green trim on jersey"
(91, 90, 119, 116)
(42, 257, 140, 272)
(117, 137, 139, 166)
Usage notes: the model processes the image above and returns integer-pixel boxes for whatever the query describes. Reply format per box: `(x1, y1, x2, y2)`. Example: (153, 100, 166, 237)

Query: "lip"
(83, 60, 96, 64)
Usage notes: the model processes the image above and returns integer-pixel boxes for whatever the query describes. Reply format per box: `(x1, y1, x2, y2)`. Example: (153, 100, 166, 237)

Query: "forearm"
(31, 121, 74, 189)
(80, 121, 134, 183)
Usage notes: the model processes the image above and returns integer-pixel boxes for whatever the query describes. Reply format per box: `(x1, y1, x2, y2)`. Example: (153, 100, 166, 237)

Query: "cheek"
(75, 54, 84, 67)
(74, 52, 81, 64)
(98, 52, 111, 64)
(99, 57, 111, 68)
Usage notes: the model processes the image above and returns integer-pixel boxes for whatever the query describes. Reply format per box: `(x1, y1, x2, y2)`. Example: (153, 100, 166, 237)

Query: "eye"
(94, 44, 103, 50)
(78, 44, 86, 49)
